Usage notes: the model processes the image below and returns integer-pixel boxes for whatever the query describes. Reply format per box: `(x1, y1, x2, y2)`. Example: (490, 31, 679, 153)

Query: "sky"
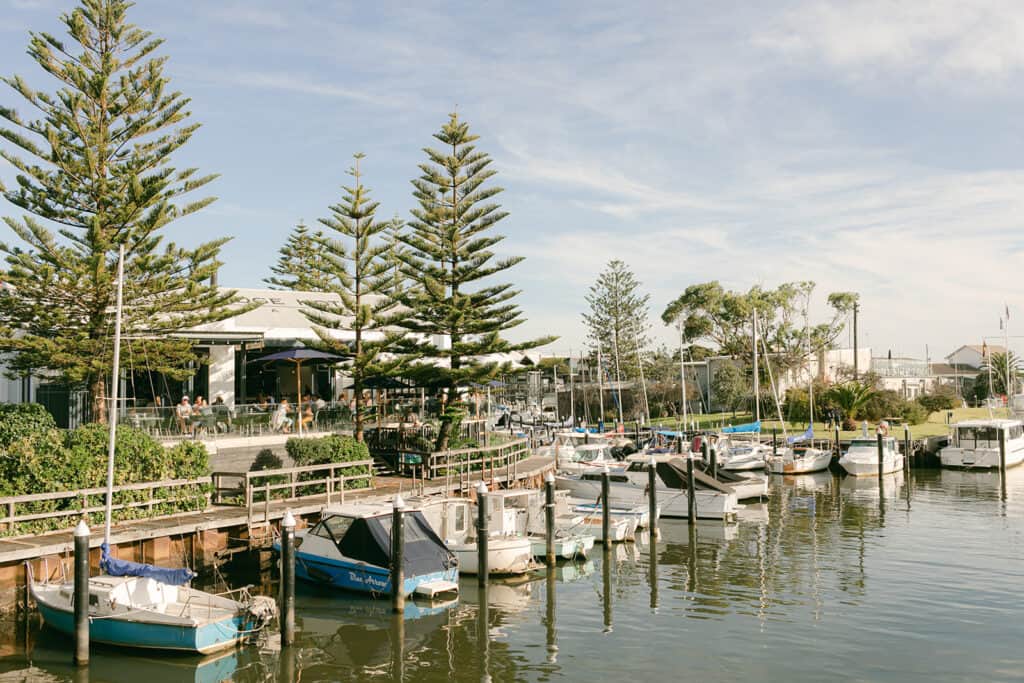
(2, 0, 1024, 362)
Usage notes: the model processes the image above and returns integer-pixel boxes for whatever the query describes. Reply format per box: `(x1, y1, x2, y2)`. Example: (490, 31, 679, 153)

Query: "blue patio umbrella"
(248, 348, 344, 435)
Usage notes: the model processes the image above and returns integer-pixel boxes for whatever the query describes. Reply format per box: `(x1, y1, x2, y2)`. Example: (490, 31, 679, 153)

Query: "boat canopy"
(722, 420, 761, 434)
(100, 542, 196, 586)
(325, 511, 457, 576)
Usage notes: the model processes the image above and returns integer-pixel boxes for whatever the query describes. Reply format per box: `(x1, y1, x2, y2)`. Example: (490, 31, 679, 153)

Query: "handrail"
(425, 437, 530, 480)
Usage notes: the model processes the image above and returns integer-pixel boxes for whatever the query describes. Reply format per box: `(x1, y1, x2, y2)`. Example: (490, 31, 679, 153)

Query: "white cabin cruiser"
(556, 442, 624, 475)
(556, 454, 738, 520)
(939, 419, 1024, 469)
(716, 434, 770, 472)
(412, 496, 534, 575)
(839, 436, 904, 476)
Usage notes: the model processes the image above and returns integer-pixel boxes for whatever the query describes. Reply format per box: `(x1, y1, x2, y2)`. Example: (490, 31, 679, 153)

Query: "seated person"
(300, 400, 314, 428)
(175, 395, 191, 433)
(271, 398, 293, 433)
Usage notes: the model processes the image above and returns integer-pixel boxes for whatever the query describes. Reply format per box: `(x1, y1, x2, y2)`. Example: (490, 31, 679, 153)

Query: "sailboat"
(29, 246, 276, 653)
(718, 310, 772, 472)
(766, 295, 831, 474)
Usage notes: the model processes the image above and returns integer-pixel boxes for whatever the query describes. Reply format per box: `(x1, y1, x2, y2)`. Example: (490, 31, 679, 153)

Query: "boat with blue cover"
(277, 503, 459, 598)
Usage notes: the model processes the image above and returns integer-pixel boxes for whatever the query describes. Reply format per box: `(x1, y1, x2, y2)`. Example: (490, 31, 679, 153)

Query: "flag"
(983, 340, 988, 357)
(1007, 304, 1011, 321)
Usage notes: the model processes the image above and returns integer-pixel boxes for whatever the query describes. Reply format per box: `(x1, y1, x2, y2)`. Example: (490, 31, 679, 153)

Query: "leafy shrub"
(0, 421, 211, 535)
(285, 435, 371, 496)
(251, 448, 283, 471)
(0, 403, 56, 449)
(917, 390, 956, 414)
(902, 401, 929, 425)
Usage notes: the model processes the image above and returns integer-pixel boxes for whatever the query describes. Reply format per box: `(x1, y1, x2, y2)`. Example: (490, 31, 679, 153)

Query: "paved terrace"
(0, 455, 555, 565)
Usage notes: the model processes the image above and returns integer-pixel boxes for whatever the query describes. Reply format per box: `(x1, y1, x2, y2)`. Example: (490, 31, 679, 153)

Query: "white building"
(946, 344, 1004, 371)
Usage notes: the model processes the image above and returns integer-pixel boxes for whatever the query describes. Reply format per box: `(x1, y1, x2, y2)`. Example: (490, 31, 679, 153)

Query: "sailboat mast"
(633, 318, 650, 423)
(612, 326, 624, 425)
(752, 309, 760, 423)
(679, 323, 688, 429)
(805, 297, 814, 429)
(103, 245, 125, 547)
(597, 344, 605, 425)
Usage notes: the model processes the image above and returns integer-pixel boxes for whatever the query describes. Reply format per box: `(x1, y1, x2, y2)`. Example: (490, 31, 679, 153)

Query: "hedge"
(281, 435, 372, 498)
(0, 414, 211, 535)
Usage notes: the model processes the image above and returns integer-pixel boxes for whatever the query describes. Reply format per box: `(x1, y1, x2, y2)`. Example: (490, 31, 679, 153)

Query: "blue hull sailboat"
(29, 246, 276, 654)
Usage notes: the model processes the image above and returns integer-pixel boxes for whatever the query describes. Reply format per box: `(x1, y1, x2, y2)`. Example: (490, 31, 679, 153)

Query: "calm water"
(2, 468, 1023, 682)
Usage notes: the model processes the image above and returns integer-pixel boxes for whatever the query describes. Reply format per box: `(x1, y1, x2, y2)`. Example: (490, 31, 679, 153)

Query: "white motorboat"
(412, 497, 534, 575)
(839, 436, 904, 476)
(567, 498, 659, 529)
(767, 445, 832, 475)
(716, 434, 770, 472)
(556, 454, 738, 520)
(555, 442, 625, 475)
(938, 419, 1024, 469)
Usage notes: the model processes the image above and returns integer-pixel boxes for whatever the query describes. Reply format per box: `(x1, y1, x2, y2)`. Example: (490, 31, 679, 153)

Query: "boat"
(555, 442, 625, 475)
(30, 247, 276, 654)
(766, 298, 832, 476)
(279, 502, 459, 597)
(483, 489, 597, 557)
(767, 444, 832, 475)
(838, 436, 904, 476)
(556, 454, 739, 520)
(715, 431, 771, 472)
(636, 435, 768, 500)
(567, 499, 659, 529)
(412, 496, 534, 575)
(938, 419, 1024, 469)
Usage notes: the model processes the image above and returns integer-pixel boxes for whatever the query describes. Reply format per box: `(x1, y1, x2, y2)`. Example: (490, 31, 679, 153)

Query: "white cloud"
(755, 0, 1024, 84)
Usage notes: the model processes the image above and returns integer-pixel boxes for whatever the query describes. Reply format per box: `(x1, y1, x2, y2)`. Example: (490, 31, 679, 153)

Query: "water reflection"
(2, 469, 1023, 682)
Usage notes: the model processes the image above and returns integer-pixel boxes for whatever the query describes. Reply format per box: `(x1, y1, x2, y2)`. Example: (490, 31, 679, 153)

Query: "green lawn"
(650, 406, 1002, 440)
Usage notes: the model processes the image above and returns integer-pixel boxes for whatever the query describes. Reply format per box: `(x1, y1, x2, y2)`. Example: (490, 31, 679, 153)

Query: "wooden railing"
(211, 460, 375, 527)
(424, 437, 531, 482)
(0, 477, 212, 537)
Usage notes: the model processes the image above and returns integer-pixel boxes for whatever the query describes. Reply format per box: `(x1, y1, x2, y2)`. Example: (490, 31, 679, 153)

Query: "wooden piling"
(647, 456, 658, 540)
(391, 496, 405, 613)
(686, 455, 697, 524)
(280, 511, 296, 647)
(601, 466, 611, 544)
(544, 474, 556, 568)
(73, 520, 89, 667)
(877, 432, 884, 479)
(476, 482, 489, 587)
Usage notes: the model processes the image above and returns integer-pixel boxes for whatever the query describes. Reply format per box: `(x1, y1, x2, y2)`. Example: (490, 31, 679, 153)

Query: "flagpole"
(1005, 306, 1012, 412)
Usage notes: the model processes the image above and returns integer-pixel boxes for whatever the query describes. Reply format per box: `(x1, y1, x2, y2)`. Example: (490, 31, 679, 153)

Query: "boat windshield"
(573, 447, 610, 462)
(848, 439, 878, 449)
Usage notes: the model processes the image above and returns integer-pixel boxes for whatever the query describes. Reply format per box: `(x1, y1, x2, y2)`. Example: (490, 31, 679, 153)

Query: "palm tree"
(981, 351, 1022, 396)
(825, 381, 876, 420)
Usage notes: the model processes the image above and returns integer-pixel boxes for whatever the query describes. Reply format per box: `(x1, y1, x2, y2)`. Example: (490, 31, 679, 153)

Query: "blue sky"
(2, 0, 1024, 360)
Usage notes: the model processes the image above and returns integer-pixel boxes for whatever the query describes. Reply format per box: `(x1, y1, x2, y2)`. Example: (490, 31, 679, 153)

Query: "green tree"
(824, 381, 876, 420)
(301, 154, 403, 442)
(712, 363, 748, 416)
(662, 281, 856, 372)
(396, 113, 555, 450)
(265, 221, 333, 291)
(0, 0, 247, 423)
(582, 259, 650, 383)
(981, 351, 1022, 396)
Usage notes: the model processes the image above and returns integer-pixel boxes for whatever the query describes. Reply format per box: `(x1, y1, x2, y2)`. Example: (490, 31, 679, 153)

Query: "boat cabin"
(952, 420, 1024, 449)
(305, 505, 455, 574)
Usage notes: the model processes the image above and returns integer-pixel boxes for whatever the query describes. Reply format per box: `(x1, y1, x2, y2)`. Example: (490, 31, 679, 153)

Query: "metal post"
(687, 454, 697, 524)
(647, 456, 658, 539)
(73, 520, 89, 666)
(391, 495, 405, 613)
(544, 473, 556, 568)
(476, 482, 489, 587)
(601, 465, 611, 544)
(280, 510, 296, 646)
(876, 432, 884, 479)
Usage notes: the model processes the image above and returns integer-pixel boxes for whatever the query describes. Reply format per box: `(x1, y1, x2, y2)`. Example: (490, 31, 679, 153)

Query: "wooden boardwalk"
(0, 455, 555, 565)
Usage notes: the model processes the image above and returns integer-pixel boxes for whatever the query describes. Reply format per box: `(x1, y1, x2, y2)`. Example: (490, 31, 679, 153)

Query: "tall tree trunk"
(91, 375, 107, 425)
(434, 388, 453, 451)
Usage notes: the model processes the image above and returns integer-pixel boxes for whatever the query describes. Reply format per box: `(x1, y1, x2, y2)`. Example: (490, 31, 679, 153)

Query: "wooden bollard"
(998, 427, 1007, 474)
(544, 473, 556, 567)
(280, 510, 296, 646)
(687, 454, 697, 524)
(772, 428, 778, 456)
(876, 432, 884, 479)
(476, 482, 489, 587)
(648, 456, 658, 539)
(391, 495, 405, 613)
(834, 424, 841, 459)
(73, 520, 90, 666)
(709, 443, 718, 479)
(601, 465, 611, 544)
(903, 425, 911, 473)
